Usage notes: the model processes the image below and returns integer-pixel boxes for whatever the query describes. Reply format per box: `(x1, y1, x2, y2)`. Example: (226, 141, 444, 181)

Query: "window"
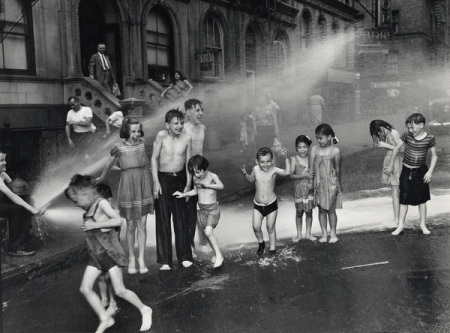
(392, 10, 399, 34)
(146, 7, 174, 81)
(0, 0, 35, 75)
(301, 10, 312, 48)
(273, 32, 288, 77)
(202, 16, 224, 78)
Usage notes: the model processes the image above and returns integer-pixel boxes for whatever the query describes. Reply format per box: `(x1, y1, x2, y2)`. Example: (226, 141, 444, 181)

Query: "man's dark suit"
(88, 52, 116, 92)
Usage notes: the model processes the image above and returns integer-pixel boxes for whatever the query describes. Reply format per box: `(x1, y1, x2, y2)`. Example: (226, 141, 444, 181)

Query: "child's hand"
(173, 191, 184, 198)
(153, 182, 162, 199)
(82, 220, 96, 231)
(384, 165, 393, 175)
(194, 181, 205, 188)
(282, 148, 288, 159)
(240, 165, 247, 175)
(423, 171, 433, 183)
(305, 172, 314, 180)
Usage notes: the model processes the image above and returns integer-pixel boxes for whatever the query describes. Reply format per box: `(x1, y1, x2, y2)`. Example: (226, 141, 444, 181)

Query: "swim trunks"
(253, 198, 278, 217)
(197, 202, 220, 229)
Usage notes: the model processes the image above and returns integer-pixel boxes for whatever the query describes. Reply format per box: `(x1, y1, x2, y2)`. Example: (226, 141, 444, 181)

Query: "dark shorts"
(399, 165, 430, 206)
(253, 198, 278, 217)
(88, 252, 117, 273)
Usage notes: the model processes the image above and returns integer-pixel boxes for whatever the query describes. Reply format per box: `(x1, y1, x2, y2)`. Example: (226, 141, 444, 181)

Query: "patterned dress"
(381, 132, 404, 186)
(292, 156, 315, 212)
(110, 139, 154, 220)
(313, 149, 342, 210)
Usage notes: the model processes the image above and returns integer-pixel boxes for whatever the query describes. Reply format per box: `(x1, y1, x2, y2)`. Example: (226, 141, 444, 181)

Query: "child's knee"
(126, 220, 137, 232)
(204, 227, 213, 238)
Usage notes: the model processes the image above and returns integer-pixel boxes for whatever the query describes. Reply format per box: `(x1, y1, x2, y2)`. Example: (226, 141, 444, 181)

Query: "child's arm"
(0, 179, 40, 215)
(275, 148, 290, 176)
(103, 116, 112, 137)
(289, 157, 311, 180)
(173, 186, 198, 199)
(424, 146, 438, 183)
(184, 138, 193, 193)
(184, 80, 193, 96)
(198, 173, 224, 191)
(83, 200, 122, 231)
(151, 132, 163, 197)
(161, 84, 174, 97)
(334, 147, 343, 191)
(96, 156, 117, 184)
(386, 139, 405, 175)
(241, 165, 255, 183)
(272, 110, 280, 138)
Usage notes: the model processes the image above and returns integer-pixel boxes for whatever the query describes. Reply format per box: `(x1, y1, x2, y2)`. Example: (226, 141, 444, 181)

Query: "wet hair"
(406, 113, 426, 125)
(295, 135, 312, 148)
(256, 147, 273, 160)
(188, 155, 209, 174)
(97, 183, 113, 200)
(68, 96, 80, 103)
(165, 109, 185, 123)
(120, 117, 144, 139)
(171, 70, 186, 84)
(315, 123, 339, 144)
(184, 99, 202, 111)
(369, 120, 393, 139)
(65, 174, 96, 201)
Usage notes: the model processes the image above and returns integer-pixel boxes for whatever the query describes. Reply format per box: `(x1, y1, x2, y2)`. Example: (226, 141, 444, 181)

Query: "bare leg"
(137, 215, 148, 274)
(204, 226, 223, 268)
(418, 203, 430, 234)
(108, 266, 152, 331)
(391, 185, 400, 224)
(252, 209, 265, 255)
(318, 207, 328, 243)
(305, 211, 316, 241)
(266, 210, 278, 251)
(328, 209, 338, 243)
(98, 275, 109, 308)
(392, 204, 408, 235)
(292, 209, 303, 243)
(126, 219, 137, 274)
(79, 266, 114, 333)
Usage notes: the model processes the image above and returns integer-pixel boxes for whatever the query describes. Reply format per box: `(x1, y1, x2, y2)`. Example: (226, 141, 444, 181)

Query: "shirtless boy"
(241, 146, 290, 255)
(151, 109, 193, 270)
(183, 99, 208, 254)
(173, 155, 224, 268)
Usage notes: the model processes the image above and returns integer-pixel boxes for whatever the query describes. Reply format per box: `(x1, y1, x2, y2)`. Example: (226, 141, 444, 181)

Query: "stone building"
(354, 0, 450, 116)
(1, 0, 361, 173)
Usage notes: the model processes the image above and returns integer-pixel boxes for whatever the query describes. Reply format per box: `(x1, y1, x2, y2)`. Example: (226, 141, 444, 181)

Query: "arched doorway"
(78, 0, 123, 88)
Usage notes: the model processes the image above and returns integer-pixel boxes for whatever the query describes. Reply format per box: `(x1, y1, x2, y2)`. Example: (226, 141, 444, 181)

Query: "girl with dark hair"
(161, 71, 193, 99)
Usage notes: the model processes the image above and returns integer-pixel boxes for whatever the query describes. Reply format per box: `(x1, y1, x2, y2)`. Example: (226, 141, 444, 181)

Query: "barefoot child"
(97, 118, 154, 275)
(387, 113, 438, 236)
(151, 109, 193, 270)
(369, 120, 404, 227)
(65, 174, 152, 333)
(173, 155, 224, 268)
(96, 184, 120, 316)
(241, 147, 290, 255)
(290, 135, 315, 242)
(309, 124, 342, 243)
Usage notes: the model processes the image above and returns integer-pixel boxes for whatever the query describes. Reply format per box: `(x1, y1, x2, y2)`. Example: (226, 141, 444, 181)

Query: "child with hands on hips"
(309, 124, 342, 243)
(290, 135, 316, 242)
(173, 155, 225, 268)
(241, 146, 290, 256)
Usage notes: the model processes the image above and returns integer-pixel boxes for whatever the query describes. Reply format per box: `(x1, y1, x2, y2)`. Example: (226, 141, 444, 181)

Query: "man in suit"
(89, 43, 116, 93)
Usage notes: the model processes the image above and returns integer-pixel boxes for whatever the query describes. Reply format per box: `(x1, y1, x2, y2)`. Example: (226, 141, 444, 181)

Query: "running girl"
(290, 135, 315, 242)
(309, 124, 342, 243)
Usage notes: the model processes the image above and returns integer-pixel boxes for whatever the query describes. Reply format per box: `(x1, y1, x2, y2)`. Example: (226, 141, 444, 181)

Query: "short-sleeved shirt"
(66, 106, 93, 133)
(109, 111, 124, 128)
(401, 132, 436, 167)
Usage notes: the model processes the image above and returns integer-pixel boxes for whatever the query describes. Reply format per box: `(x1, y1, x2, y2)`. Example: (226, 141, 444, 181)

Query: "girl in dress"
(369, 120, 404, 227)
(290, 135, 315, 242)
(161, 71, 193, 99)
(309, 124, 342, 243)
(97, 118, 154, 274)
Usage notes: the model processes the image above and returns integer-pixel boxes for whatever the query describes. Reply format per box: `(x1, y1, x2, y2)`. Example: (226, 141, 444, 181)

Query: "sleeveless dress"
(292, 156, 315, 212)
(381, 132, 404, 186)
(84, 199, 127, 271)
(110, 139, 154, 220)
(313, 149, 342, 210)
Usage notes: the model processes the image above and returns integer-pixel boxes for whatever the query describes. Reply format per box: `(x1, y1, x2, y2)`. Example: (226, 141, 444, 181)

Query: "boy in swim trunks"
(241, 146, 290, 256)
(173, 155, 224, 268)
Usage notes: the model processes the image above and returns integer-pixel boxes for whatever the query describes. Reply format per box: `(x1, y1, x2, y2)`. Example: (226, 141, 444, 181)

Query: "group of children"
(64, 103, 437, 332)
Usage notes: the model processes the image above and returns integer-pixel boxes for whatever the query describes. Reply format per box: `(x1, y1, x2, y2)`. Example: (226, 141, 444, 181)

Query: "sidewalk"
(0, 112, 407, 287)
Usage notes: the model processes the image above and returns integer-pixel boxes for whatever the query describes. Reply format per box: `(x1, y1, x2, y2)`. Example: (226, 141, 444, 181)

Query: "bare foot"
(420, 224, 431, 235)
(138, 260, 148, 274)
(140, 307, 153, 331)
(160, 264, 171, 271)
(292, 235, 302, 243)
(392, 226, 404, 236)
(211, 256, 216, 263)
(329, 236, 338, 243)
(101, 297, 109, 308)
(95, 316, 114, 333)
(319, 236, 327, 243)
(106, 303, 119, 316)
(182, 260, 193, 268)
(128, 260, 137, 275)
(214, 255, 224, 268)
(192, 246, 197, 259)
(306, 235, 317, 241)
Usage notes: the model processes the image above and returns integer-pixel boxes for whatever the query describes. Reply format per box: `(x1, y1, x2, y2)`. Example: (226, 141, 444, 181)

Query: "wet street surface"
(4, 224, 450, 333)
